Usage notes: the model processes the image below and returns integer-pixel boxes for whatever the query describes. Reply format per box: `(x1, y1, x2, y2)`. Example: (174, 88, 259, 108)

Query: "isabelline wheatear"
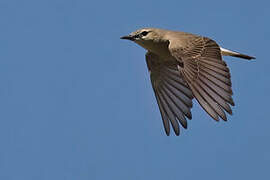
(121, 28, 255, 136)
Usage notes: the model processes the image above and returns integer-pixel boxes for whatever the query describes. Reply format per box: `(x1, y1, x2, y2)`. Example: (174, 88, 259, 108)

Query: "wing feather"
(169, 36, 234, 121)
(146, 52, 193, 135)
(154, 89, 170, 135)
(158, 89, 180, 135)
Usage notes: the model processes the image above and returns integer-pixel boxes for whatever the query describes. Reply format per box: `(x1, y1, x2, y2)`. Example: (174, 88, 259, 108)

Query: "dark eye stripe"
(141, 31, 149, 36)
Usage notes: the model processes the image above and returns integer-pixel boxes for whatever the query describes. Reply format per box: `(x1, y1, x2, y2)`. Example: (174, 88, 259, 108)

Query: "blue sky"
(0, 0, 269, 179)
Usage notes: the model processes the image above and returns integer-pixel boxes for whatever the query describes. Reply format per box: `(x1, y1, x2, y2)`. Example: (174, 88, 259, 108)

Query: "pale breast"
(136, 40, 174, 61)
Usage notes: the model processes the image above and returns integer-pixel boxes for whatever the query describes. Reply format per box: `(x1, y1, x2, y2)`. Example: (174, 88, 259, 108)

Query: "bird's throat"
(136, 40, 172, 60)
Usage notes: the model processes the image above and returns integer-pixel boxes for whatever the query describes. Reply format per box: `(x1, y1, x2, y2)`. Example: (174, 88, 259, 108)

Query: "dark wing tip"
(182, 123, 188, 129)
(221, 114, 228, 121)
(186, 113, 192, 120)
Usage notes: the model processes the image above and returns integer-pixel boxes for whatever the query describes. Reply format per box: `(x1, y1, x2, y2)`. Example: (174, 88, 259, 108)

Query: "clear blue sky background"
(0, 0, 269, 179)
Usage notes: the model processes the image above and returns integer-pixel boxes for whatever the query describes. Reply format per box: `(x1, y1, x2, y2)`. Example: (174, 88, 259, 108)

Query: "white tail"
(220, 47, 255, 60)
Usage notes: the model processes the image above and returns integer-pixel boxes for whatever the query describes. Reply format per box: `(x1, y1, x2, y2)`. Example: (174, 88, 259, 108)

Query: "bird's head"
(121, 28, 156, 41)
(121, 28, 168, 52)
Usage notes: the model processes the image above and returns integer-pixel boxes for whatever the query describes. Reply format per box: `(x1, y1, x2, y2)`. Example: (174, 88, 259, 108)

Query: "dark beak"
(120, 35, 135, 41)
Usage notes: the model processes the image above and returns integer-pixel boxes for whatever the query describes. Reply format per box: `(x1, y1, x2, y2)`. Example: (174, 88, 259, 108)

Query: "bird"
(121, 28, 255, 136)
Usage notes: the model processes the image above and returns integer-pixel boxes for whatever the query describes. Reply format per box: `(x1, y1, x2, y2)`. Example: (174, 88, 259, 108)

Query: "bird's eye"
(141, 31, 149, 36)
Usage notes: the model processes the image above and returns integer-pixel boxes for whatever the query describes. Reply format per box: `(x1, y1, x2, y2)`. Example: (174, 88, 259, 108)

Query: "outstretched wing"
(169, 36, 234, 121)
(146, 52, 193, 136)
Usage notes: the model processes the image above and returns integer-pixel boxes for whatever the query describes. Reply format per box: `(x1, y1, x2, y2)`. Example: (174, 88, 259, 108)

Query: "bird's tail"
(220, 47, 255, 60)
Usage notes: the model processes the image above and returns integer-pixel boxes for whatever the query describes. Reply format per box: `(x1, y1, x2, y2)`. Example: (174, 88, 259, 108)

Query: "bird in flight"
(121, 28, 255, 136)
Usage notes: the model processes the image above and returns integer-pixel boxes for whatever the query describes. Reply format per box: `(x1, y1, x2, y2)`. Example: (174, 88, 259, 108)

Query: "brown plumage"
(121, 28, 255, 136)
